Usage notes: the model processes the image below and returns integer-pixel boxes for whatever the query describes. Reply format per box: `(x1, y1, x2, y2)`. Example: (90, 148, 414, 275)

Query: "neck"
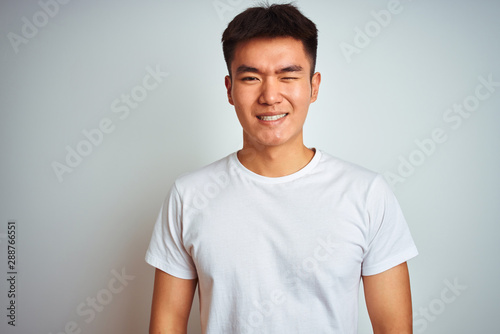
(237, 134, 315, 177)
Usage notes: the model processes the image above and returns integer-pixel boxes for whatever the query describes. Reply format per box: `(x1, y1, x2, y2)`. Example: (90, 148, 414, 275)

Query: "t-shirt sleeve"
(361, 174, 418, 276)
(145, 183, 198, 279)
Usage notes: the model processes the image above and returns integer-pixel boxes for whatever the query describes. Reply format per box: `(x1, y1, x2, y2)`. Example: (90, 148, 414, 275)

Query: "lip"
(256, 112, 288, 117)
(256, 112, 289, 123)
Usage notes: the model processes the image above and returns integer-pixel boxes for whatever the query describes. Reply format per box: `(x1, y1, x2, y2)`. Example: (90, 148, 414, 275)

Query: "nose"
(258, 78, 283, 105)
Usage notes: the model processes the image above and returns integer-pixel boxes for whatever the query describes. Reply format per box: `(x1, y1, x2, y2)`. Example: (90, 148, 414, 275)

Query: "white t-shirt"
(146, 149, 418, 334)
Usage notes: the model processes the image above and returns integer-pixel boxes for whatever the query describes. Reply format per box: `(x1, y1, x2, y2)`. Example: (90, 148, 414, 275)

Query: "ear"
(310, 72, 321, 103)
(225, 75, 234, 105)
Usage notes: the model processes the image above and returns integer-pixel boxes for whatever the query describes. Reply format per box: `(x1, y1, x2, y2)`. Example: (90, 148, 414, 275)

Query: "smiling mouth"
(257, 113, 288, 121)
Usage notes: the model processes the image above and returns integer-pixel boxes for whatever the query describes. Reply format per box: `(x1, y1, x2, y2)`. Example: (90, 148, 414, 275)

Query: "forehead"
(232, 37, 311, 73)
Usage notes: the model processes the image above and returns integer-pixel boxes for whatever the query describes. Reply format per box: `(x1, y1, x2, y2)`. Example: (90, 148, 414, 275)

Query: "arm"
(149, 268, 198, 334)
(363, 262, 413, 334)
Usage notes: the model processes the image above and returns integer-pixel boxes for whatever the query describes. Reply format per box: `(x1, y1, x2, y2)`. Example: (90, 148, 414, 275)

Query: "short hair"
(222, 3, 318, 78)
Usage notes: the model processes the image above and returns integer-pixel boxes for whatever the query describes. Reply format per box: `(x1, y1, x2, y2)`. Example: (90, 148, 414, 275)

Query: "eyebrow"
(235, 64, 304, 75)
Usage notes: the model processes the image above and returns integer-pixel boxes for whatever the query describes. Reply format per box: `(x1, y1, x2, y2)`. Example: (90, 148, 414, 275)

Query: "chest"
(182, 184, 368, 286)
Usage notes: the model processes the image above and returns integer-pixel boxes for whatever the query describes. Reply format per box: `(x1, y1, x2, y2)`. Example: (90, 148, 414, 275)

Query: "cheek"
(232, 95, 254, 123)
(286, 84, 312, 108)
(232, 86, 252, 105)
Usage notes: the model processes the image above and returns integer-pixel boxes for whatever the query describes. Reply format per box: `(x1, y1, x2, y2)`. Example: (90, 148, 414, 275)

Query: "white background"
(1, 0, 499, 333)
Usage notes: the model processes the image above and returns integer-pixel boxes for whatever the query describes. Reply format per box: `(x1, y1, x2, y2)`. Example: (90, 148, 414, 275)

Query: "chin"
(245, 129, 299, 148)
(256, 137, 290, 147)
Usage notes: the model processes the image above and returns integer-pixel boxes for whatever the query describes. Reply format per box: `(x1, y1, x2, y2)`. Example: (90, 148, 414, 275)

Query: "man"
(146, 3, 418, 333)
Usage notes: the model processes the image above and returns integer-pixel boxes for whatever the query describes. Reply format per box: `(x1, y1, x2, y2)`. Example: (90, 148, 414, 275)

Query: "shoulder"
(316, 150, 381, 188)
(172, 153, 234, 194)
(318, 152, 400, 211)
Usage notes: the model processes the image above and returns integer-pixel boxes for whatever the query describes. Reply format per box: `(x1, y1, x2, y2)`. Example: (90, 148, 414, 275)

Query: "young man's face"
(225, 37, 321, 150)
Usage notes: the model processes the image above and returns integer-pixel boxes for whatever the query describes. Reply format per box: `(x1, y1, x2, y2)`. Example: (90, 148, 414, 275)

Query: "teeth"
(258, 113, 287, 121)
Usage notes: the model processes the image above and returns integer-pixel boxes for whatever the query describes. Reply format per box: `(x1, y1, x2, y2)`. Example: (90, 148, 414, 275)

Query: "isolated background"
(1, 0, 499, 333)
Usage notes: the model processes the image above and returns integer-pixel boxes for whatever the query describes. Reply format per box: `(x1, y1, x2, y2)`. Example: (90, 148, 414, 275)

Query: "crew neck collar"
(230, 148, 322, 184)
